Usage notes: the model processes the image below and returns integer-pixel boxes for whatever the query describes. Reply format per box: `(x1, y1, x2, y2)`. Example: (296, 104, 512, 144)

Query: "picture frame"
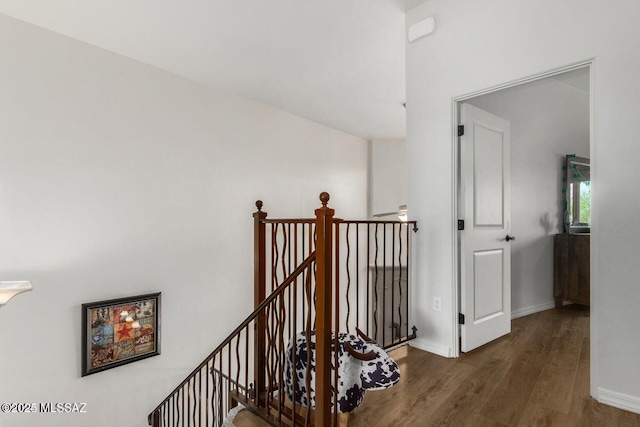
(82, 292, 161, 376)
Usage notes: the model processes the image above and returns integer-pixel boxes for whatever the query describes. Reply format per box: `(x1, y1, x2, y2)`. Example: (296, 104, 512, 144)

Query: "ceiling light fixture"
(373, 205, 408, 222)
(0, 281, 33, 307)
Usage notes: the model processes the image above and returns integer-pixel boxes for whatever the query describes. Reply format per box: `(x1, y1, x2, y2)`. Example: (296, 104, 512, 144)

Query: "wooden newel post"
(315, 192, 334, 427)
(254, 200, 267, 408)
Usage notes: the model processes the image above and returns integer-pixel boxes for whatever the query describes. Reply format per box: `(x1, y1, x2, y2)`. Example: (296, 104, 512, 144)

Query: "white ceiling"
(0, 0, 420, 140)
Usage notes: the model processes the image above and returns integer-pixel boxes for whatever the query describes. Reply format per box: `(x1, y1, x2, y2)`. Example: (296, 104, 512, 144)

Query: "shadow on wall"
(540, 212, 554, 235)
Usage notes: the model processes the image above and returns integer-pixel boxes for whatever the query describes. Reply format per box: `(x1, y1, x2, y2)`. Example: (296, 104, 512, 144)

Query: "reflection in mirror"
(565, 155, 590, 233)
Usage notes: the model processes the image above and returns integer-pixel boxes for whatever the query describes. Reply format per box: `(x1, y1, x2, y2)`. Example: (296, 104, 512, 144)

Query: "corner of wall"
(409, 337, 453, 358)
(367, 139, 373, 218)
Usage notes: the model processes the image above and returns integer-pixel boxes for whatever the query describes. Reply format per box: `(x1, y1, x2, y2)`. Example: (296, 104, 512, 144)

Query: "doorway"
(453, 62, 592, 355)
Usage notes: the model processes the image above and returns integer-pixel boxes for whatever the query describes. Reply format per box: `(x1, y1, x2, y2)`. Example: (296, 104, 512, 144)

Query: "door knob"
(506, 235, 516, 242)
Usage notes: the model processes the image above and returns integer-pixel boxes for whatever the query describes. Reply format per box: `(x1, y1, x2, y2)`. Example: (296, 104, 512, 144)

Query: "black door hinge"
(459, 313, 465, 325)
(458, 125, 464, 136)
(458, 219, 465, 231)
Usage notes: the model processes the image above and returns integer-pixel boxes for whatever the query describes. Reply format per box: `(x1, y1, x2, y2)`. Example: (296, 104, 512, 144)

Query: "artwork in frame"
(82, 292, 161, 376)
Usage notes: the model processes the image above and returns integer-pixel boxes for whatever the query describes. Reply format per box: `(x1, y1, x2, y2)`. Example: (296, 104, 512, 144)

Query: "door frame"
(450, 59, 596, 394)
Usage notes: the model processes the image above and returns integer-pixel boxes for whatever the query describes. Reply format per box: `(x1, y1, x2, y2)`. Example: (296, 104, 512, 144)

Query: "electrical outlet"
(433, 297, 442, 312)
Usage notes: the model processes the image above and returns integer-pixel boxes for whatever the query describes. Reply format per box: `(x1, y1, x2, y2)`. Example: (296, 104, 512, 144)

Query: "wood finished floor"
(347, 305, 640, 427)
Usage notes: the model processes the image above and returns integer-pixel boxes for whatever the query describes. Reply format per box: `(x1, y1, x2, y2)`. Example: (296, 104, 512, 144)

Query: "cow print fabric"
(284, 331, 400, 413)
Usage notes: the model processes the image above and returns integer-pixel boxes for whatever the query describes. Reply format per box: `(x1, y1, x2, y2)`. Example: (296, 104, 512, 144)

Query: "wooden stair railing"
(148, 193, 418, 427)
(148, 251, 317, 427)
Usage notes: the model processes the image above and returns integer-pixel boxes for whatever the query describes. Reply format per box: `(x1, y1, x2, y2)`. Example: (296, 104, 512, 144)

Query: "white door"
(459, 103, 512, 352)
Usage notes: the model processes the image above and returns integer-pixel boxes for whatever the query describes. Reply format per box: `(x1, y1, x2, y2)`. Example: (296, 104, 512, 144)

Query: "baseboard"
(409, 338, 452, 358)
(511, 301, 555, 320)
(409, 301, 558, 359)
(598, 387, 640, 414)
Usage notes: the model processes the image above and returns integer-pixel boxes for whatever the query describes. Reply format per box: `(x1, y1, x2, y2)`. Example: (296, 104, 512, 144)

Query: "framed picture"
(82, 292, 161, 376)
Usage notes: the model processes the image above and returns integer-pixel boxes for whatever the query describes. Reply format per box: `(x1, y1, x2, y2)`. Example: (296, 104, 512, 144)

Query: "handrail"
(260, 218, 315, 224)
(340, 219, 419, 232)
(148, 250, 317, 424)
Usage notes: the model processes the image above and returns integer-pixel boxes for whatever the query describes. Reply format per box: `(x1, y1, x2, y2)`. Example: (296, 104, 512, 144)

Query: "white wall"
(0, 14, 367, 427)
(370, 138, 407, 217)
(467, 75, 589, 317)
(406, 0, 640, 411)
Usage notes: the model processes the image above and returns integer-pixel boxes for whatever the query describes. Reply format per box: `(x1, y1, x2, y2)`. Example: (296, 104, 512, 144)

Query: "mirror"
(564, 155, 590, 233)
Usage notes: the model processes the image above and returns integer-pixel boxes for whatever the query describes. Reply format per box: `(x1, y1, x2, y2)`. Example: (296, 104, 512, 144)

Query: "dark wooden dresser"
(554, 233, 590, 307)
